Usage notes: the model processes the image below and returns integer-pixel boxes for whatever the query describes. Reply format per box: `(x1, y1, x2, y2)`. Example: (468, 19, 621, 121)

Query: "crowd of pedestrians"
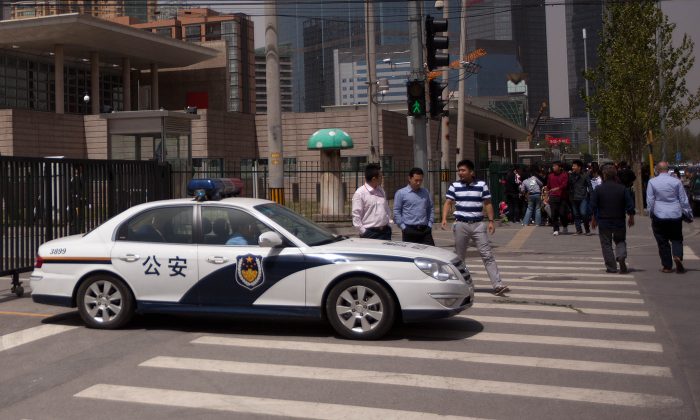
(351, 159, 693, 297)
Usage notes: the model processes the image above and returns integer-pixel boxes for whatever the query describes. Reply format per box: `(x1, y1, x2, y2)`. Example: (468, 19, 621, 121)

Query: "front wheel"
(326, 278, 396, 340)
(77, 275, 134, 329)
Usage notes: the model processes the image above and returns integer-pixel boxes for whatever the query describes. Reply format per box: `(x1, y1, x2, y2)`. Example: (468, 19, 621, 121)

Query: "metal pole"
(409, 0, 427, 171)
(583, 28, 591, 157)
(365, 0, 380, 163)
(456, 0, 467, 164)
(440, 1, 450, 190)
(265, 0, 284, 204)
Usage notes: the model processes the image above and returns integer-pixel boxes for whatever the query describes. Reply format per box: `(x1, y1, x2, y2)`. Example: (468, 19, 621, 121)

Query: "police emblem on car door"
(236, 254, 264, 289)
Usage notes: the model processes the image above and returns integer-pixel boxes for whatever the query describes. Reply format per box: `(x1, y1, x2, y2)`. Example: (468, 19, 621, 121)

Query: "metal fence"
(1, 156, 170, 294)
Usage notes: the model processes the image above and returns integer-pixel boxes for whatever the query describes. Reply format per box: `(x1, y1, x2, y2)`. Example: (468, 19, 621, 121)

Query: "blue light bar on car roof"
(187, 178, 243, 201)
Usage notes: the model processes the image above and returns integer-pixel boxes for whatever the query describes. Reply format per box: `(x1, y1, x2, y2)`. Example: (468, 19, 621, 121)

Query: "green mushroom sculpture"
(308, 129, 354, 219)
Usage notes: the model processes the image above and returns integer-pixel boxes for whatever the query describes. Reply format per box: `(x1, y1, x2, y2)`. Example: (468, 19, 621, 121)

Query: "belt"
(455, 218, 483, 224)
(405, 224, 429, 230)
(366, 225, 389, 232)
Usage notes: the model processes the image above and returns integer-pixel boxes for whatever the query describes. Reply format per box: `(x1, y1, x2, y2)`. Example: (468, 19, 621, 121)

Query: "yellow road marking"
(0, 310, 50, 318)
(502, 225, 535, 251)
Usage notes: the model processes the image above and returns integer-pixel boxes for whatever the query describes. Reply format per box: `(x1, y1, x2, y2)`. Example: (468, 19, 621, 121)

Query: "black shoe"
(618, 258, 628, 274)
(493, 285, 510, 296)
(605, 268, 618, 273)
(673, 256, 686, 274)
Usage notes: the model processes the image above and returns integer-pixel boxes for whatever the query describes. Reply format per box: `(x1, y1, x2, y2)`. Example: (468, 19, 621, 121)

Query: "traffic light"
(428, 79, 447, 119)
(425, 15, 449, 70)
(406, 80, 426, 117)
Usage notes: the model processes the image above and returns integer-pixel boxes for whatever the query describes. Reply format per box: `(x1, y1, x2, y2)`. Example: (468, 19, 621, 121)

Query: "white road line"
(0, 325, 77, 352)
(192, 336, 671, 377)
(470, 270, 634, 279)
(496, 265, 604, 271)
(75, 384, 483, 420)
(459, 315, 655, 332)
(475, 293, 645, 304)
(683, 245, 699, 260)
(472, 303, 650, 317)
(471, 277, 636, 286)
(468, 259, 604, 265)
(472, 283, 640, 295)
(139, 357, 680, 408)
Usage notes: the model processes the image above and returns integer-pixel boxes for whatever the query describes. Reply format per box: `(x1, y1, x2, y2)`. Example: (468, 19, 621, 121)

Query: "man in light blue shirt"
(393, 167, 435, 245)
(646, 161, 693, 273)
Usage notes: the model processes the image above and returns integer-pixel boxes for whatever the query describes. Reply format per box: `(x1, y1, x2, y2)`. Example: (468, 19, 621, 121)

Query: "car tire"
(325, 277, 396, 340)
(77, 275, 134, 329)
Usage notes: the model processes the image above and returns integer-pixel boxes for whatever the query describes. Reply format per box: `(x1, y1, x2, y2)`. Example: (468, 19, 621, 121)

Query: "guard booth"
(105, 110, 199, 197)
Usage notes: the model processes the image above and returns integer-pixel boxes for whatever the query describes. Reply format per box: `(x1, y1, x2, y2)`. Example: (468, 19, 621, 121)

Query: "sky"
(210, 0, 700, 133)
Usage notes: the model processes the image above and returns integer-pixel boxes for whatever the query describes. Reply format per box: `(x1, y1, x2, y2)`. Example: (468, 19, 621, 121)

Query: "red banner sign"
(545, 135, 571, 145)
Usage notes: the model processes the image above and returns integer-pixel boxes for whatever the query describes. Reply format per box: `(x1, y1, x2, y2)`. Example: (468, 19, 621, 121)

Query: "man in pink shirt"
(546, 161, 570, 236)
(352, 163, 392, 240)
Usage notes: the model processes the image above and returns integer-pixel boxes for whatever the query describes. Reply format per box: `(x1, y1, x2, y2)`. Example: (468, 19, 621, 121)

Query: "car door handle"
(207, 256, 229, 264)
(120, 254, 140, 262)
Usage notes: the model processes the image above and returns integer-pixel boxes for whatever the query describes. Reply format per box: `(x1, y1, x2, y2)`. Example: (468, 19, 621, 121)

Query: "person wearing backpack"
(520, 164, 544, 226)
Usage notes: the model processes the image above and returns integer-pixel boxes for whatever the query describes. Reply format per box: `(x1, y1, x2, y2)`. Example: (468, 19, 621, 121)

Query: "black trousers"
(361, 225, 392, 240)
(506, 193, 521, 222)
(549, 196, 569, 231)
(401, 225, 435, 245)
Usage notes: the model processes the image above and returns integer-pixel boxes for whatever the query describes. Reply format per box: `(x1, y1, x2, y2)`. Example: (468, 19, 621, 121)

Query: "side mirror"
(258, 231, 284, 248)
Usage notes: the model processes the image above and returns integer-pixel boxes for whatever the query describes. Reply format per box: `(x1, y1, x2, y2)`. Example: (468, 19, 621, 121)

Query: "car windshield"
(254, 203, 343, 246)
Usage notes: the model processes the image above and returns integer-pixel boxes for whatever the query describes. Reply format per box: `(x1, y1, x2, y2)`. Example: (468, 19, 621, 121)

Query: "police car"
(30, 179, 473, 340)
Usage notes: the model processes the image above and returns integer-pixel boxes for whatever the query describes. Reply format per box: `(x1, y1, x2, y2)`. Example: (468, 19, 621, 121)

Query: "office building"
(9, 0, 157, 22)
(255, 46, 293, 114)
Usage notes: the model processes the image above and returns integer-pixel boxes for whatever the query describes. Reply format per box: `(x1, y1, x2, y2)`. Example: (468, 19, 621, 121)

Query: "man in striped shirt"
(441, 159, 510, 295)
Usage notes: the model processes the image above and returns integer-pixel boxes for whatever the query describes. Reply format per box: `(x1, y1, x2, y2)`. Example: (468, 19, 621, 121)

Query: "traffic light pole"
(409, 0, 428, 172)
(440, 1, 450, 194)
(456, 0, 467, 164)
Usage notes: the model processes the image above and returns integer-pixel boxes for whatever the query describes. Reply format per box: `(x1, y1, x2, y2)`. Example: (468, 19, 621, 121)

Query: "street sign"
(675, 151, 681, 163)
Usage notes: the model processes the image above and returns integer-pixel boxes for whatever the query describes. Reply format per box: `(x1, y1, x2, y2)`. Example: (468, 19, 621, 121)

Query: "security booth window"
(117, 206, 194, 244)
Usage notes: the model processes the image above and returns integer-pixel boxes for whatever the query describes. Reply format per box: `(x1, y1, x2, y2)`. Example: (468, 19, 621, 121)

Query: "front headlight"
(414, 258, 458, 281)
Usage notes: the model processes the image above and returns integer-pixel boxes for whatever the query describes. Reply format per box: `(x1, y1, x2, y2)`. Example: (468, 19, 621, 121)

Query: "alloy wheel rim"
(84, 280, 122, 323)
(335, 285, 383, 333)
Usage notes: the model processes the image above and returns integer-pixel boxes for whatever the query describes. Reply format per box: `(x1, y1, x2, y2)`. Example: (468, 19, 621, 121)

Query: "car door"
(193, 205, 305, 308)
(111, 205, 199, 303)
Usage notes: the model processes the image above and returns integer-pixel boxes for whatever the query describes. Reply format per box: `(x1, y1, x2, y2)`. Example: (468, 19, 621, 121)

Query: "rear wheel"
(77, 275, 134, 329)
(326, 277, 395, 340)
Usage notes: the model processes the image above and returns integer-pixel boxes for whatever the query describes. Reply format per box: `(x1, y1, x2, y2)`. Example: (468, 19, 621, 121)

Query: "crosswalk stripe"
(75, 384, 483, 420)
(0, 325, 77, 353)
(472, 283, 640, 295)
(475, 293, 644, 304)
(496, 265, 604, 271)
(192, 336, 671, 377)
(471, 277, 636, 286)
(473, 303, 650, 317)
(418, 331, 664, 352)
(459, 315, 655, 332)
(139, 357, 680, 408)
(468, 259, 605, 265)
(470, 270, 634, 279)
(683, 245, 699, 260)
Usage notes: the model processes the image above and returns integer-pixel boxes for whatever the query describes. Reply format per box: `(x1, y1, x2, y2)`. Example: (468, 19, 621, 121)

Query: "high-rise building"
(10, 0, 157, 22)
(129, 8, 256, 113)
(566, 1, 604, 118)
(255, 46, 293, 114)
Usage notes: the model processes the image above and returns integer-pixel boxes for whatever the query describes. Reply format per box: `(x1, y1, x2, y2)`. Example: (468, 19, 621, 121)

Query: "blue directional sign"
(675, 151, 681, 163)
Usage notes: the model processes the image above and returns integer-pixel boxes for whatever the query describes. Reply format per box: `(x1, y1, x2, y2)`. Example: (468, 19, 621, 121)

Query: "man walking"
(546, 161, 570, 235)
(590, 165, 635, 273)
(569, 159, 592, 235)
(646, 161, 693, 273)
(441, 159, 510, 295)
(352, 163, 392, 240)
(394, 167, 435, 245)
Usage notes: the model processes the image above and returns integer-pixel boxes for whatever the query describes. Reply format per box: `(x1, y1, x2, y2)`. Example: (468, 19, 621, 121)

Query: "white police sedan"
(31, 182, 473, 340)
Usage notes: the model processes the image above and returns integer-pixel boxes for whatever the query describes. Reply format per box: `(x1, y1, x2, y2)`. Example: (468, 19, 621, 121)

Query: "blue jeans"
(571, 199, 590, 232)
(522, 193, 541, 226)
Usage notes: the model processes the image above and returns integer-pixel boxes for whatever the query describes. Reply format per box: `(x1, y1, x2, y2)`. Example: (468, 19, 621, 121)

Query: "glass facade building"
(0, 51, 123, 114)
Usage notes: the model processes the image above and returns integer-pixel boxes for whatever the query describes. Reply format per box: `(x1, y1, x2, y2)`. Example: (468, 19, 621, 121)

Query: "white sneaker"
(552, 231, 559, 236)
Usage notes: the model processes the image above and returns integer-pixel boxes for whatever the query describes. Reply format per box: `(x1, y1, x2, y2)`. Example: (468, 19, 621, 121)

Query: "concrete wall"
(1, 109, 86, 158)
(193, 109, 257, 162)
(84, 115, 108, 159)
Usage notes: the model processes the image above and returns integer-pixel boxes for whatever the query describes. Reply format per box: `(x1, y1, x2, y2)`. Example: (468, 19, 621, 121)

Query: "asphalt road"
(0, 215, 698, 420)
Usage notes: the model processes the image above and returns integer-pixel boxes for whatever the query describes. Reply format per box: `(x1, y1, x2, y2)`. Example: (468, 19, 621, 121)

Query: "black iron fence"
(1, 156, 170, 289)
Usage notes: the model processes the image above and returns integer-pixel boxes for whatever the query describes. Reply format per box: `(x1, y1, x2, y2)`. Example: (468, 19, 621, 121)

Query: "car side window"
(201, 207, 271, 246)
(117, 206, 193, 244)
